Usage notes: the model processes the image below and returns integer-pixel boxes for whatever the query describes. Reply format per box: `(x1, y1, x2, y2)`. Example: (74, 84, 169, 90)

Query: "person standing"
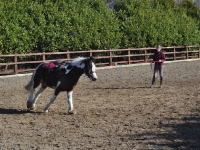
(150, 45, 166, 88)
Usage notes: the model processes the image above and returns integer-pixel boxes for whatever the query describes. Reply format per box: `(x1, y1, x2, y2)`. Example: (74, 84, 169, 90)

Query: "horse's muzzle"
(89, 72, 97, 81)
(91, 77, 97, 81)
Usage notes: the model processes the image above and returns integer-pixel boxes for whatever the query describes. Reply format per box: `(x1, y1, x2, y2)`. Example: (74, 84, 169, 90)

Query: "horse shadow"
(0, 108, 42, 114)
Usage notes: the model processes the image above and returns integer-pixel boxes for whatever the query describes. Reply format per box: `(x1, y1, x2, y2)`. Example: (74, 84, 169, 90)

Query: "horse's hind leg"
(27, 85, 35, 110)
(27, 84, 45, 110)
(44, 82, 61, 113)
(27, 70, 42, 110)
(30, 85, 46, 110)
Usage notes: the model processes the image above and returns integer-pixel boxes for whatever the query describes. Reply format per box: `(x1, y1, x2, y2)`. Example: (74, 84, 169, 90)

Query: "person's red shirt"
(153, 50, 165, 65)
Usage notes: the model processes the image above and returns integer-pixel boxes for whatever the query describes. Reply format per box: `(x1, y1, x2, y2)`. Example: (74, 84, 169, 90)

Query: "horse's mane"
(70, 57, 88, 66)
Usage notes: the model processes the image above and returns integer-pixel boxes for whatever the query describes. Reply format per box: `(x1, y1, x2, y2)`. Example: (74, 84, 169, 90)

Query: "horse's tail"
(24, 73, 34, 91)
(24, 63, 42, 91)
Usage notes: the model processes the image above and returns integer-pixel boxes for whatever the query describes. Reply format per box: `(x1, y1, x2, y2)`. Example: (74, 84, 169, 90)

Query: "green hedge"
(114, 0, 200, 48)
(0, 0, 199, 55)
(0, 0, 121, 54)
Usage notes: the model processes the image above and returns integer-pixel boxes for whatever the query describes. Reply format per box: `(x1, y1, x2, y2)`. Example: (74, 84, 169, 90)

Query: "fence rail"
(0, 45, 200, 75)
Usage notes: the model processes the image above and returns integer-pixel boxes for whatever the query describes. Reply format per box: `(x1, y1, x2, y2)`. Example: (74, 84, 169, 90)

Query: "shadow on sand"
(125, 109, 200, 149)
(0, 108, 43, 114)
(90, 86, 156, 90)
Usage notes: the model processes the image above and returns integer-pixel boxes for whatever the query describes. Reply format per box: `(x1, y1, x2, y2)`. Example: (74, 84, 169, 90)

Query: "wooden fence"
(0, 45, 200, 75)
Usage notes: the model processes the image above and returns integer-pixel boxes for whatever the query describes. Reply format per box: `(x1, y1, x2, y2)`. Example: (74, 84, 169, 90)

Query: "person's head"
(157, 45, 161, 52)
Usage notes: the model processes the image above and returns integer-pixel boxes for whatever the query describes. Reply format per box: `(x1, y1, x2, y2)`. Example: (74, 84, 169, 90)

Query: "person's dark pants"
(151, 65, 164, 86)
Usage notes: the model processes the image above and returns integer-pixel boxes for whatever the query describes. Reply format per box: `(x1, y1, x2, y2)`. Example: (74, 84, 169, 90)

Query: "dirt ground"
(0, 60, 200, 150)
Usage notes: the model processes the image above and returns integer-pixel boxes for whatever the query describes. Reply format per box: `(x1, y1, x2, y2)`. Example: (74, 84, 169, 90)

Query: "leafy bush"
(0, 0, 121, 54)
(152, 0, 178, 8)
(0, 0, 199, 55)
(114, 0, 200, 48)
(180, 0, 200, 30)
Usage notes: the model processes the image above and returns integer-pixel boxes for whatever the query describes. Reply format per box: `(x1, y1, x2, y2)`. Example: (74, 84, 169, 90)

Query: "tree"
(152, 0, 178, 8)
(114, 0, 200, 48)
(180, 0, 199, 18)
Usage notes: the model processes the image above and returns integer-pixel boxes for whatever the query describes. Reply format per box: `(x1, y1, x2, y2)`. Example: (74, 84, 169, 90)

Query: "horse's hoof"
(44, 107, 49, 113)
(27, 101, 32, 109)
(68, 110, 76, 115)
(30, 104, 36, 110)
(27, 102, 35, 110)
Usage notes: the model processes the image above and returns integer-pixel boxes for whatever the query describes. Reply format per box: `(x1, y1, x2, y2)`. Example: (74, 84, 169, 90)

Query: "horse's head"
(83, 57, 97, 81)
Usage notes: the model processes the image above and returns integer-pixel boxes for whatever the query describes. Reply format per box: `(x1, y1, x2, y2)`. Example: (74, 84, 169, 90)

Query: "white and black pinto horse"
(25, 57, 97, 114)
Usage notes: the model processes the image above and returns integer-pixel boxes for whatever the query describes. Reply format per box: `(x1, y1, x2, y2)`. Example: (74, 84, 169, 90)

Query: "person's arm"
(150, 53, 155, 71)
(159, 52, 165, 62)
(152, 52, 156, 63)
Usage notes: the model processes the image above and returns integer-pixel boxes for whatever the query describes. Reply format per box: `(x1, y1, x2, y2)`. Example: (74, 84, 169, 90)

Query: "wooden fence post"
(186, 46, 188, 59)
(89, 50, 92, 57)
(42, 52, 46, 62)
(144, 49, 147, 62)
(109, 50, 112, 66)
(128, 50, 130, 64)
(67, 50, 70, 61)
(14, 54, 18, 74)
(199, 46, 200, 58)
(174, 47, 176, 60)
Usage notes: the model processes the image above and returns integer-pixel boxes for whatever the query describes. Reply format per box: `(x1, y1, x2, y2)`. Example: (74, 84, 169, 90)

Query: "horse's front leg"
(44, 86, 60, 113)
(44, 94, 57, 113)
(67, 91, 76, 114)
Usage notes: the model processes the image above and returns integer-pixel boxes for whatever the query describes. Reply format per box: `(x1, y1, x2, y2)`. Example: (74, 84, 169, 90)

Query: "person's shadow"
(91, 86, 149, 90)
